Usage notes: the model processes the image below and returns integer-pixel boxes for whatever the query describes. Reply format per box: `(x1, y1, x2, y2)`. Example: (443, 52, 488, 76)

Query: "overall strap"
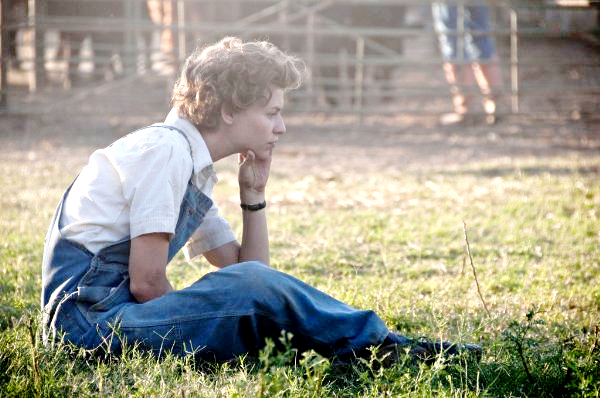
(150, 123, 195, 175)
(114, 123, 196, 175)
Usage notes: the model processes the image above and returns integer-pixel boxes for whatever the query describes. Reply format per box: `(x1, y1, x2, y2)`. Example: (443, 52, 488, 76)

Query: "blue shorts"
(432, 3, 496, 62)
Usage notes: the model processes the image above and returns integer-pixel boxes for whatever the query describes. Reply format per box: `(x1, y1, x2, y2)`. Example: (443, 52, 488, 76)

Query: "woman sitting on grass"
(41, 36, 481, 366)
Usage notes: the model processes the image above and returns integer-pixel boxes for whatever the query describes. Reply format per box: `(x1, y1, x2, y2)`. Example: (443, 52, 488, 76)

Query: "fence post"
(177, 0, 186, 62)
(354, 36, 364, 123)
(510, 7, 519, 113)
(305, 11, 315, 108)
(0, 0, 8, 108)
(278, 0, 290, 50)
(457, 0, 465, 67)
(123, 0, 135, 76)
(27, 0, 45, 92)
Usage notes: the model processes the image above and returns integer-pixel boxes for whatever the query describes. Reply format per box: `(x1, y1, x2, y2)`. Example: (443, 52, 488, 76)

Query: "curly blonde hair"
(171, 37, 305, 131)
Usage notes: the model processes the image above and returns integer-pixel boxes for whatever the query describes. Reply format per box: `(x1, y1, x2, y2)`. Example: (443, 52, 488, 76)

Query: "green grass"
(1, 146, 599, 397)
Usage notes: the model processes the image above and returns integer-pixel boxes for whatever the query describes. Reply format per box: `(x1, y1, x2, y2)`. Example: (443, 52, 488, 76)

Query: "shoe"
(411, 339, 483, 365)
(439, 112, 496, 127)
(483, 97, 497, 125)
(439, 112, 467, 126)
(377, 335, 482, 367)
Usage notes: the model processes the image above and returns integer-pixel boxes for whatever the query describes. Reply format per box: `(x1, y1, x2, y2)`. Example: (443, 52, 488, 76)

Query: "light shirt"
(61, 109, 235, 259)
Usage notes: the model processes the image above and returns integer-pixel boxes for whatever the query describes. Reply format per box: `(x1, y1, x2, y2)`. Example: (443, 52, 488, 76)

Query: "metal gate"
(1, 0, 599, 123)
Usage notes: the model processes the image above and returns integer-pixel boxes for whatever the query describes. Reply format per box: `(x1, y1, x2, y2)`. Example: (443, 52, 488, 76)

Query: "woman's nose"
(275, 115, 286, 135)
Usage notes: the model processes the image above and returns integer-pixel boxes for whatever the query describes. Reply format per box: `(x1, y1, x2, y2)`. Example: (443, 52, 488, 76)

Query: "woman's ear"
(220, 104, 235, 125)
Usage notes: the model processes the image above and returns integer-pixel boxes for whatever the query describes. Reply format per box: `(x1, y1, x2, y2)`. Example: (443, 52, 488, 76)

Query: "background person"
(432, 1, 503, 125)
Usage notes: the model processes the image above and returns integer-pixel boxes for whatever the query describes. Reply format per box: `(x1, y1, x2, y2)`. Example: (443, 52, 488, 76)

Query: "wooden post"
(305, 11, 315, 108)
(27, 0, 45, 92)
(510, 8, 519, 113)
(169, 0, 177, 65)
(457, 0, 465, 67)
(278, 0, 290, 50)
(177, 0, 186, 62)
(1, 0, 8, 108)
(457, 0, 465, 102)
(353, 36, 364, 123)
(339, 46, 349, 108)
(123, 0, 135, 76)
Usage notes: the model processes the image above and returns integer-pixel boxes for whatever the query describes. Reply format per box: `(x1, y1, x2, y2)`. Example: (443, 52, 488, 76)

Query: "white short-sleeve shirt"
(61, 109, 235, 259)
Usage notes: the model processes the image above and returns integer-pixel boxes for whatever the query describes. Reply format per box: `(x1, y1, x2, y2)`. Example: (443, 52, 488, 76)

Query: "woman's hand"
(238, 150, 271, 203)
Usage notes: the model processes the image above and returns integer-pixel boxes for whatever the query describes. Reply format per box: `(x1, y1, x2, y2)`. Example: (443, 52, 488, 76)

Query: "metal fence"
(1, 0, 598, 122)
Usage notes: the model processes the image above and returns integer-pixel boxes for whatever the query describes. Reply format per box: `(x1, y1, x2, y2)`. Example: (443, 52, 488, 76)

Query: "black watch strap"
(240, 201, 267, 211)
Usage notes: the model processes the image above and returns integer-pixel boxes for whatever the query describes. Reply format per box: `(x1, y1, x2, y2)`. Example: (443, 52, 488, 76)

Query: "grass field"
(0, 136, 599, 396)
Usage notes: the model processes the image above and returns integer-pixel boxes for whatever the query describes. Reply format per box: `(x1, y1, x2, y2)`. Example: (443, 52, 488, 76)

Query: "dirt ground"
(0, 37, 598, 174)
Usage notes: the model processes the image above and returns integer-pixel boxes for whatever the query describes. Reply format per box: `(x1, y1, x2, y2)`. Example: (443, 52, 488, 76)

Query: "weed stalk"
(463, 221, 491, 318)
(27, 316, 42, 397)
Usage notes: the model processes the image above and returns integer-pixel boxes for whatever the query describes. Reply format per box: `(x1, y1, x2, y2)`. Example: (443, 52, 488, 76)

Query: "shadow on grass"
(440, 164, 600, 178)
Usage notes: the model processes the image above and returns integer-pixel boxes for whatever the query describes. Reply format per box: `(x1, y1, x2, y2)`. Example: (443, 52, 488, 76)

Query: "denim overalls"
(41, 126, 390, 362)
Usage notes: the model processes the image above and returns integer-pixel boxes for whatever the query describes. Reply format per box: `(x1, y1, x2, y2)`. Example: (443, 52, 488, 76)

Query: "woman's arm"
(237, 150, 271, 264)
(129, 232, 173, 302)
(202, 205, 269, 268)
(203, 150, 271, 268)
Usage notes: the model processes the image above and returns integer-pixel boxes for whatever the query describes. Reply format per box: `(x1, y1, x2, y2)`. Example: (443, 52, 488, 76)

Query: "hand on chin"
(249, 147, 273, 162)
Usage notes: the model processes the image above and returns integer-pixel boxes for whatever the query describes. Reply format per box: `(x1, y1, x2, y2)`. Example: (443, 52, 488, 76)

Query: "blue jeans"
(45, 239, 391, 361)
(432, 3, 496, 62)
(119, 261, 390, 360)
(77, 259, 390, 361)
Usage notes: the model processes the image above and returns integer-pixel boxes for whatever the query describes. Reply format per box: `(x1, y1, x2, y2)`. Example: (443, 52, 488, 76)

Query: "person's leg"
(113, 261, 391, 362)
(157, 0, 173, 58)
(442, 62, 473, 116)
(146, 0, 175, 74)
(471, 61, 501, 123)
(466, 5, 501, 124)
(433, 3, 474, 124)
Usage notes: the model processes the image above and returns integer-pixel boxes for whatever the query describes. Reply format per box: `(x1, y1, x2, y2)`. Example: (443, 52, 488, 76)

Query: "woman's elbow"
(129, 278, 170, 303)
(130, 280, 153, 303)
